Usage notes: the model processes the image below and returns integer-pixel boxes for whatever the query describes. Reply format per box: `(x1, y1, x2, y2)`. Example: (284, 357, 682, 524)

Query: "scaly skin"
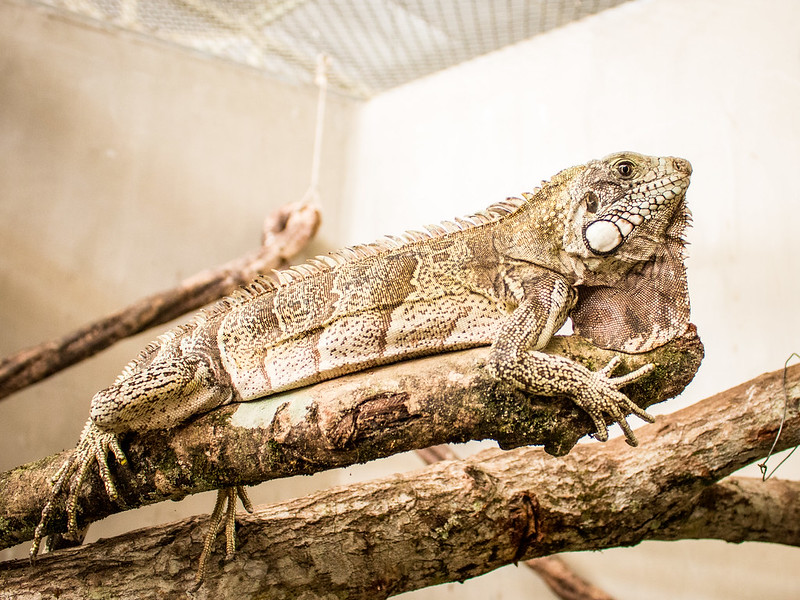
(30, 152, 692, 579)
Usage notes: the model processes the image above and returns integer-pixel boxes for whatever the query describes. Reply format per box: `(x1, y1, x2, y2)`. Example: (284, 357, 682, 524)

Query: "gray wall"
(0, 0, 359, 565)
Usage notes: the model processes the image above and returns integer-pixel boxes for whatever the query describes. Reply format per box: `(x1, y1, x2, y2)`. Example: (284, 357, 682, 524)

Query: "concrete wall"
(0, 0, 360, 563)
(2, 0, 799, 598)
(344, 0, 800, 598)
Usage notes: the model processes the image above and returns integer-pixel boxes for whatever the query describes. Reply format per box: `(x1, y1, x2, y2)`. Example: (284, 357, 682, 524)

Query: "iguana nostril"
(674, 158, 692, 175)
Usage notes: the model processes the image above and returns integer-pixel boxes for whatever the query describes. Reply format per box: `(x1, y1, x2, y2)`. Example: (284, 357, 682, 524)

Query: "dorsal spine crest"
(129, 188, 540, 365)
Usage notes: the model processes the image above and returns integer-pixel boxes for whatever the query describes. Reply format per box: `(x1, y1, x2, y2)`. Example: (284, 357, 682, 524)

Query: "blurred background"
(1, 0, 799, 597)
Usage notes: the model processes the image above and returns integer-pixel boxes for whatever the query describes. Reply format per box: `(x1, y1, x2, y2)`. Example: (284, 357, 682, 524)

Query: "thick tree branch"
(0, 202, 321, 401)
(654, 476, 800, 546)
(1, 365, 797, 600)
(0, 329, 703, 551)
(415, 445, 617, 600)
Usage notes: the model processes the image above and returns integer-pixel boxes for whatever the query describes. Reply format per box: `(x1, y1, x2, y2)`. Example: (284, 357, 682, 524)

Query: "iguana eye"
(616, 160, 635, 179)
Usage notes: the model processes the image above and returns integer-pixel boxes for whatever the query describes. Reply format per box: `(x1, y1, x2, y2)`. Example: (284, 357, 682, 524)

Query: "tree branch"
(653, 476, 800, 546)
(0, 328, 703, 551)
(415, 445, 618, 600)
(1, 355, 797, 600)
(0, 202, 321, 401)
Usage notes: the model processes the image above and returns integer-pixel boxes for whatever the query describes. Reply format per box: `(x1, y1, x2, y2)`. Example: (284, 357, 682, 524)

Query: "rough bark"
(0, 202, 321, 401)
(415, 445, 618, 600)
(0, 328, 703, 552)
(654, 475, 800, 545)
(0, 353, 797, 600)
(2, 475, 795, 600)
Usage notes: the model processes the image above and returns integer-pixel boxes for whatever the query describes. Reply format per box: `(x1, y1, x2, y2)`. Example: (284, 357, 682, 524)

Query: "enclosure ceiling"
(30, 0, 632, 98)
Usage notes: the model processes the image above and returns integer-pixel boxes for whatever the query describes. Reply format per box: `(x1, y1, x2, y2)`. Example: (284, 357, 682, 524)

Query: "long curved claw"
(196, 489, 229, 582)
(30, 452, 78, 560)
(237, 486, 253, 514)
(196, 486, 254, 582)
(66, 452, 95, 532)
(579, 358, 656, 446)
(30, 419, 127, 561)
(609, 362, 655, 387)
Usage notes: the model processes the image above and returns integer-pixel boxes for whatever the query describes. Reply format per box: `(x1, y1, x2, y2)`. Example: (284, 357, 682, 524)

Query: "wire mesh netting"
(30, 0, 632, 97)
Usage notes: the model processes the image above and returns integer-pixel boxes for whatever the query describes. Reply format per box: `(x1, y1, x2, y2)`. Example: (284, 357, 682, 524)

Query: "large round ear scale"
(583, 220, 623, 255)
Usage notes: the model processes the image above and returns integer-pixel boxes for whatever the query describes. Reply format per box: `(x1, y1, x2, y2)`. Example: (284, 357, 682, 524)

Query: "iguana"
(30, 151, 692, 579)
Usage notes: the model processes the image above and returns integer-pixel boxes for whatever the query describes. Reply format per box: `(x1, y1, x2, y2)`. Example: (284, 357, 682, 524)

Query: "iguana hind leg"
(32, 421, 254, 582)
(196, 486, 253, 582)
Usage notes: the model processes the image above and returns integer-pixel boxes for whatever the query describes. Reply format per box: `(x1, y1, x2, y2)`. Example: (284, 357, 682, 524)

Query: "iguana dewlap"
(31, 151, 692, 579)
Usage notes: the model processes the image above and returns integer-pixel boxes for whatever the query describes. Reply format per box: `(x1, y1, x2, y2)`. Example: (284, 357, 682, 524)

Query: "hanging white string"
(302, 54, 330, 205)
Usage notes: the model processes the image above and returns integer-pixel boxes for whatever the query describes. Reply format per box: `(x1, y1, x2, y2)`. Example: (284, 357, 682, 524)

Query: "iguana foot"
(30, 419, 127, 559)
(489, 347, 656, 447)
(575, 356, 655, 446)
(196, 486, 253, 582)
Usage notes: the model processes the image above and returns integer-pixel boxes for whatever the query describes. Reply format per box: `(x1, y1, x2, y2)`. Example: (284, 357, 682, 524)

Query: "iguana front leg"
(487, 273, 655, 445)
(30, 419, 128, 558)
(30, 349, 236, 568)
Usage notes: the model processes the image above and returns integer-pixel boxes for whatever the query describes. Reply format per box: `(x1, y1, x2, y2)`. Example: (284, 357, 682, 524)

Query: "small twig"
(526, 556, 617, 600)
(415, 445, 617, 600)
(0, 202, 320, 402)
(414, 444, 459, 464)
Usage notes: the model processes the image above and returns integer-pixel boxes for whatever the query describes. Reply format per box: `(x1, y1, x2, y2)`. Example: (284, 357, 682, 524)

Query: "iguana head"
(564, 151, 692, 353)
